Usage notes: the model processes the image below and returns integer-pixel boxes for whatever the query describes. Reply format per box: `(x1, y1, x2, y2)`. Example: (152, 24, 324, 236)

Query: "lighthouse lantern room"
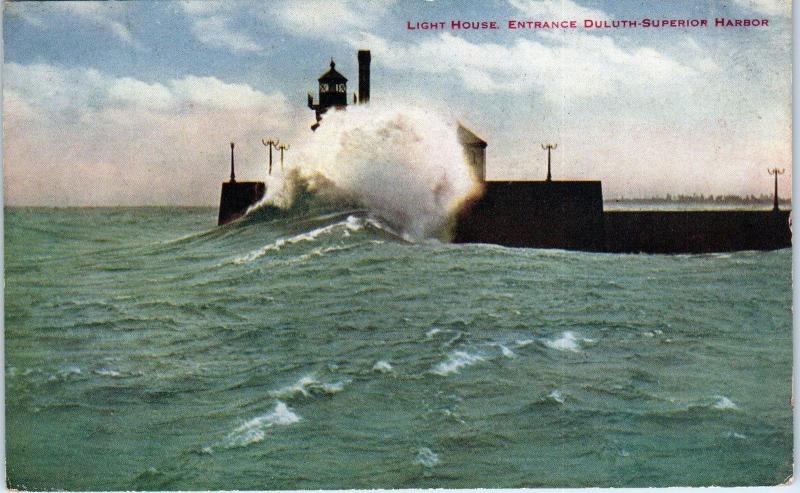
(308, 59, 348, 129)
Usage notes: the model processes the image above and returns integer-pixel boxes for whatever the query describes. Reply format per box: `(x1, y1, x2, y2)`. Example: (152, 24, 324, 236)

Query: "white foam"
(269, 374, 346, 399)
(433, 351, 485, 376)
(231, 216, 365, 264)
(320, 381, 345, 393)
(415, 447, 440, 467)
(499, 345, 516, 358)
(372, 360, 394, 373)
(441, 409, 466, 424)
(94, 368, 121, 377)
(225, 401, 301, 448)
(713, 396, 738, 410)
(49, 366, 83, 381)
(515, 339, 534, 347)
(426, 328, 442, 339)
(545, 331, 583, 352)
(548, 390, 565, 404)
(488, 342, 516, 358)
(293, 244, 357, 263)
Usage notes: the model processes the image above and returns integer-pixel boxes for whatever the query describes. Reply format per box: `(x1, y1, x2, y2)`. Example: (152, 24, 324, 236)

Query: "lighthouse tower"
(307, 51, 371, 130)
(307, 59, 348, 130)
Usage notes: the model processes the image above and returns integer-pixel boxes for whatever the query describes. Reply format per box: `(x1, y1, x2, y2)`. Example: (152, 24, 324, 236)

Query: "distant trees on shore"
(610, 193, 791, 205)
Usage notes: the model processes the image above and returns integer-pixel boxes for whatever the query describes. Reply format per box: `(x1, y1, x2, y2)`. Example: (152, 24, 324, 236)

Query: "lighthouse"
(307, 59, 348, 130)
(307, 51, 371, 130)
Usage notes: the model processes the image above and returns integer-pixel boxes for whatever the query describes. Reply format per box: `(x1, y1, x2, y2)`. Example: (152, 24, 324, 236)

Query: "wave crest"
(255, 104, 482, 240)
(224, 401, 300, 448)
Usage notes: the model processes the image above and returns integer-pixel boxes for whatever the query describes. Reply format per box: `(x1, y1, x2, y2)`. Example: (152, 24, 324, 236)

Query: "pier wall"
(453, 181, 605, 250)
(218, 182, 265, 225)
(604, 210, 791, 253)
(453, 181, 791, 253)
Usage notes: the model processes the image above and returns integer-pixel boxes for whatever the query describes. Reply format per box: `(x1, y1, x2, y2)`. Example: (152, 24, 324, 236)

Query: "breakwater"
(218, 181, 265, 226)
(453, 181, 791, 253)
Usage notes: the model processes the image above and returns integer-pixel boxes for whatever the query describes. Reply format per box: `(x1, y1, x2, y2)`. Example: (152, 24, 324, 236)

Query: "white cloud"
(108, 78, 176, 111)
(3, 90, 39, 121)
(730, 0, 790, 16)
(508, 0, 610, 20)
(360, 31, 702, 102)
(179, 1, 262, 53)
(4, 63, 289, 116)
(179, 1, 230, 15)
(5, 3, 47, 28)
(170, 76, 286, 109)
(272, 0, 392, 41)
(4, 63, 302, 206)
(53, 2, 142, 48)
(192, 16, 262, 52)
(6, 1, 142, 47)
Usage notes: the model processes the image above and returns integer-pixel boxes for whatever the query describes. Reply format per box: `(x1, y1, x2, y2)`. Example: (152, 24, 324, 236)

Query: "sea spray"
(259, 103, 482, 240)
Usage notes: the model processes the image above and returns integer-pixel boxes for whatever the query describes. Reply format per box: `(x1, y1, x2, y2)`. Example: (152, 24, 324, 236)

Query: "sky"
(2, 0, 792, 206)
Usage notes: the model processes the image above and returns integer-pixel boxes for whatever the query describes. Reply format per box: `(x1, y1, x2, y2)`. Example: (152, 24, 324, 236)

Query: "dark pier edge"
(454, 181, 605, 251)
(454, 181, 791, 254)
(218, 182, 266, 226)
(603, 209, 791, 253)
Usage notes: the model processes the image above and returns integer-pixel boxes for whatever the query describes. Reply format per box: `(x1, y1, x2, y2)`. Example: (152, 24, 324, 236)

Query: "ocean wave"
(544, 331, 594, 352)
(46, 365, 83, 382)
(487, 342, 516, 358)
(432, 350, 485, 376)
(268, 374, 347, 399)
(230, 216, 366, 264)
(439, 408, 466, 424)
(415, 447, 439, 467)
(292, 243, 367, 263)
(372, 360, 394, 373)
(547, 390, 565, 404)
(425, 328, 442, 339)
(725, 431, 747, 439)
(712, 395, 738, 410)
(224, 401, 301, 448)
(94, 368, 122, 377)
(634, 396, 741, 423)
(444, 332, 465, 347)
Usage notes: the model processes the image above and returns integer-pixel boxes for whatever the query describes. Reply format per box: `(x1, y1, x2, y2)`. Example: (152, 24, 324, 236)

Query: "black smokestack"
(358, 50, 370, 104)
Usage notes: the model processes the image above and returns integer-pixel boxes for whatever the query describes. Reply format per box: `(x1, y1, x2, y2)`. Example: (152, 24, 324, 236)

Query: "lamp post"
(229, 142, 236, 183)
(541, 143, 557, 182)
(262, 138, 280, 175)
(768, 167, 785, 211)
(277, 143, 290, 173)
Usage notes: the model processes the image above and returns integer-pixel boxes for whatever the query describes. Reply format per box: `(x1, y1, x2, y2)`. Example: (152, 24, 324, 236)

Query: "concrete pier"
(218, 182, 265, 226)
(603, 209, 791, 253)
(453, 180, 792, 253)
(454, 181, 605, 251)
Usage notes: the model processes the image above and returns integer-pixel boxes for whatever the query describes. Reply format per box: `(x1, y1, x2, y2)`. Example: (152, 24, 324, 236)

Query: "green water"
(4, 206, 793, 489)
